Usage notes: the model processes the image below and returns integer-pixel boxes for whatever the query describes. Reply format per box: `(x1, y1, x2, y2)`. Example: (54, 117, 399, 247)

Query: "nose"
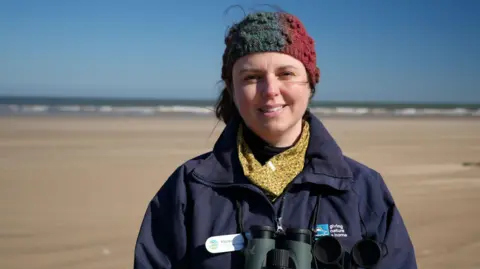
(259, 74, 280, 98)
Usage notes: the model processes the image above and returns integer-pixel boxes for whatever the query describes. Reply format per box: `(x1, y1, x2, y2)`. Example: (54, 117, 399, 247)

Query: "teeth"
(261, 106, 283, 113)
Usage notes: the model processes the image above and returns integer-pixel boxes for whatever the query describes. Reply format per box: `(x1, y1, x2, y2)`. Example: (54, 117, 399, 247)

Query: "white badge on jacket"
(205, 233, 251, 254)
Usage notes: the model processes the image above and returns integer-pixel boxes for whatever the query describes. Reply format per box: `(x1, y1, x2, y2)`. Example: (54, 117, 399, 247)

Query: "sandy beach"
(0, 114, 479, 269)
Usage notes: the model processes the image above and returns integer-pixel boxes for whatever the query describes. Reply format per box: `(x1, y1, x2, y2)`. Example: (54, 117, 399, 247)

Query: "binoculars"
(242, 225, 387, 269)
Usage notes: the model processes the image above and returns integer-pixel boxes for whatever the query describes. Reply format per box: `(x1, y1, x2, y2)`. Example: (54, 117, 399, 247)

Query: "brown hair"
(214, 84, 237, 125)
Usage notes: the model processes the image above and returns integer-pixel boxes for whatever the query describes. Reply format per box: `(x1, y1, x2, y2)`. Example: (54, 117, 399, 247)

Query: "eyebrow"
(238, 65, 298, 74)
(238, 68, 263, 75)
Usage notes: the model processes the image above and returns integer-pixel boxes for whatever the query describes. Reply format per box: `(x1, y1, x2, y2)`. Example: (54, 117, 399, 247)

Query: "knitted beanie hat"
(221, 11, 320, 87)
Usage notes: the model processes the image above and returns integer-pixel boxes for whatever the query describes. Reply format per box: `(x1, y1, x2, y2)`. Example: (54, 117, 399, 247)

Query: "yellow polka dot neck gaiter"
(237, 121, 310, 199)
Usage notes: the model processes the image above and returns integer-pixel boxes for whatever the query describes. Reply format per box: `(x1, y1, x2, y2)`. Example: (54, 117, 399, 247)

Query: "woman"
(134, 11, 417, 269)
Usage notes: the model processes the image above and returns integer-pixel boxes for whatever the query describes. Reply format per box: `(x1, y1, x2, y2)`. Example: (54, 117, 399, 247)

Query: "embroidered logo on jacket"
(315, 224, 348, 238)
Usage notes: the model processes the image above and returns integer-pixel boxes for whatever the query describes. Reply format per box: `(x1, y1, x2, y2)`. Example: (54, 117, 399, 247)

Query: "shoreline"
(1, 112, 479, 121)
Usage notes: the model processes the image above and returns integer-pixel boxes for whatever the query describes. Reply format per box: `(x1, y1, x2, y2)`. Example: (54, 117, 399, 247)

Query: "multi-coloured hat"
(221, 12, 320, 86)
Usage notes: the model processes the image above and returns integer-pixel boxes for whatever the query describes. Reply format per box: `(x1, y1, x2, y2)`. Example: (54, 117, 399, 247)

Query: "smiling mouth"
(258, 105, 287, 113)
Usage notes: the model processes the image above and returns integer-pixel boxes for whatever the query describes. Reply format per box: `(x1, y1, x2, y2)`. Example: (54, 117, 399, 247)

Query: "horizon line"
(1, 94, 480, 107)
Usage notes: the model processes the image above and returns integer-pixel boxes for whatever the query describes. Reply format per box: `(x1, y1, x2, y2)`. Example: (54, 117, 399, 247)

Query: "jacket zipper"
(269, 159, 312, 233)
(191, 160, 312, 234)
(271, 171, 305, 233)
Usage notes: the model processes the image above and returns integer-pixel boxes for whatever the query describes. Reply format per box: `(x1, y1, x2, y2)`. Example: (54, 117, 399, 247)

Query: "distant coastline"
(1, 95, 479, 118)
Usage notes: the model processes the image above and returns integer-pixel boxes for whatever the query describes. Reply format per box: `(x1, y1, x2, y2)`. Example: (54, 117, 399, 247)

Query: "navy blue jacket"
(134, 113, 417, 269)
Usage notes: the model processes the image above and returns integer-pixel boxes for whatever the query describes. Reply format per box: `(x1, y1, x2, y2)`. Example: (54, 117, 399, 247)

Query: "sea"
(1, 96, 479, 118)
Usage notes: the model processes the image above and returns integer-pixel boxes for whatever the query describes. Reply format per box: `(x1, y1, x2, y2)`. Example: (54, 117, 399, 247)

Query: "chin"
(260, 120, 291, 134)
(256, 116, 301, 139)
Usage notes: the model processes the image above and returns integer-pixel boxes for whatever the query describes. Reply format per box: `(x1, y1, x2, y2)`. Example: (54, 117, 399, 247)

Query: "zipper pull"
(275, 195, 287, 234)
(276, 216, 284, 233)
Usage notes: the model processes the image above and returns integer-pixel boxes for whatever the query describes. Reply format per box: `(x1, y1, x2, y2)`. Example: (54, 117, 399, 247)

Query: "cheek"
(233, 86, 257, 110)
(285, 87, 311, 107)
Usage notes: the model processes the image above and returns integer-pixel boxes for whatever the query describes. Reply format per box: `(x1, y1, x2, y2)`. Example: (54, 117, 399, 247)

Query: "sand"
(0, 114, 479, 269)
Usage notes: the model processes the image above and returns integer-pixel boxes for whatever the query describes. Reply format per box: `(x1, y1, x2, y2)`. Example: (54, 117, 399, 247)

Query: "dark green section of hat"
(226, 12, 287, 60)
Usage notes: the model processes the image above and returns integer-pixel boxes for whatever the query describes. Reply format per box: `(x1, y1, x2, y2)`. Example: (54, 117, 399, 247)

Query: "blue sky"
(1, 0, 479, 103)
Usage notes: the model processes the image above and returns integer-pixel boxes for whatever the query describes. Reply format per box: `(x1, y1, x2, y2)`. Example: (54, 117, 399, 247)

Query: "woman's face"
(231, 52, 311, 147)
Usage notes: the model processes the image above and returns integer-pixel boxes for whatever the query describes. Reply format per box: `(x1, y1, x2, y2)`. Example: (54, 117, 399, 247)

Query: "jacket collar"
(192, 111, 353, 190)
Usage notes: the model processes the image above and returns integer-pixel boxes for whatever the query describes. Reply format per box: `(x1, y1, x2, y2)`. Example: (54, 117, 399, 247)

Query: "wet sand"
(0, 115, 479, 269)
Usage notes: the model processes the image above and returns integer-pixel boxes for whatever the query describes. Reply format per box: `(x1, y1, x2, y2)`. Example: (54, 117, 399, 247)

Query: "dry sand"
(0, 115, 479, 269)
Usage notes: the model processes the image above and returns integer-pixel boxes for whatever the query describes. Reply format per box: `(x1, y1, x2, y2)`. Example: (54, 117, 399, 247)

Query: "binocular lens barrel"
(285, 228, 312, 244)
(243, 226, 276, 269)
(313, 236, 344, 266)
(266, 249, 290, 269)
(351, 239, 382, 268)
(250, 225, 276, 239)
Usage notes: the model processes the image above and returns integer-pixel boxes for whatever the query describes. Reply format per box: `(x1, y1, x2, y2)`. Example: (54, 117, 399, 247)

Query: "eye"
(279, 71, 295, 79)
(243, 74, 260, 81)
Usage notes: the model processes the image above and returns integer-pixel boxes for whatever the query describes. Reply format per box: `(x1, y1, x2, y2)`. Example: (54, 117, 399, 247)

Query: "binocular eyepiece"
(243, 225, 386, 269)
(312, 234, 387, 268)
(243, 225, 313, 269)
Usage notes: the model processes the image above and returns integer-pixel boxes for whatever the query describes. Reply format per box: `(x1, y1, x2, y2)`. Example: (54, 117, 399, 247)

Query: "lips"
(258, 105, 286, 113)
